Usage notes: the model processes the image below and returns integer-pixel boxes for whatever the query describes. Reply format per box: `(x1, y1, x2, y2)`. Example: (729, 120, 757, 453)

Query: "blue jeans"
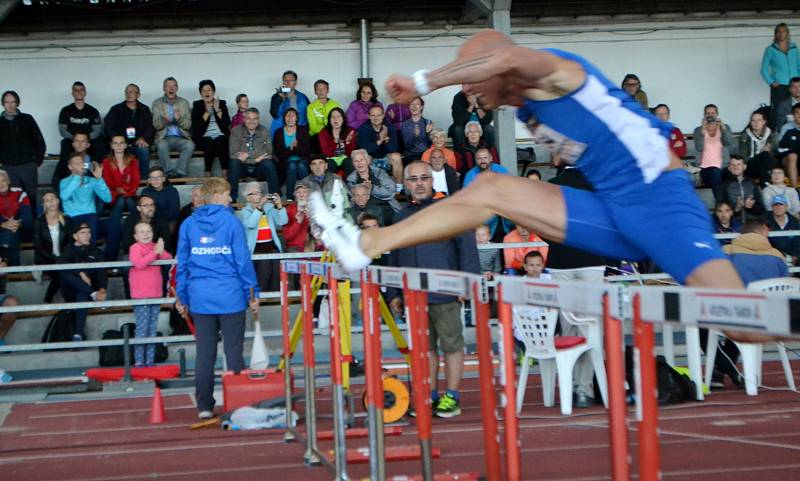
(134, 304, 160, 366)
(0, 229, 20, 266)
(129, 144, 150, 176)
(285, 157, 309, 200)
(105, 197, 137, 261)
(156, 136, 195, 176)
(700, 167, 723, 202)
(228, 159, 280, 203)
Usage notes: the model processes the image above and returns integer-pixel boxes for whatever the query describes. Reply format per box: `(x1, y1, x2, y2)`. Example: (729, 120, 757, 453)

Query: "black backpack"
(98, 322, 169, 367)
(41, 310, 75, 343)
(623, 347, 696, 405)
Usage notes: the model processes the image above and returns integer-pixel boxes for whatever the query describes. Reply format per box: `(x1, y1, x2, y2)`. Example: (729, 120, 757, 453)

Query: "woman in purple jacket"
(345, 81, 382, 130)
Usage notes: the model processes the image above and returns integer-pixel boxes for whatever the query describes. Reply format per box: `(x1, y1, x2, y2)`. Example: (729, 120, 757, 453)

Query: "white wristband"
(412, 69, 431, 96)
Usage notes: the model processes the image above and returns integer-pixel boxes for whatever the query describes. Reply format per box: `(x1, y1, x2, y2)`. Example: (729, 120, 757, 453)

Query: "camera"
(264, 194, 276, 201)
(280, 87, 291, 94)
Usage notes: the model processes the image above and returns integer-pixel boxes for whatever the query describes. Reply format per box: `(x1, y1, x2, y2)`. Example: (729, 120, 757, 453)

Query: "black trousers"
(199, 136, 230, 173)
(192, 310, 246, 411)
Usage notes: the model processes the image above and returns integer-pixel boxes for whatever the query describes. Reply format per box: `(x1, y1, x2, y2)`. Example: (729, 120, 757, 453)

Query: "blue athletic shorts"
(561, 169, 726, 284)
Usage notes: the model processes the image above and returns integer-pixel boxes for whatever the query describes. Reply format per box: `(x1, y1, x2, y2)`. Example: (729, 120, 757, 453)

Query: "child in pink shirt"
(129, 222, 172, 367)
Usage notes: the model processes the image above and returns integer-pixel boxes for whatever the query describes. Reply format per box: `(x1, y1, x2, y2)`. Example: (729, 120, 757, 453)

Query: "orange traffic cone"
(149, 387, 166, 424)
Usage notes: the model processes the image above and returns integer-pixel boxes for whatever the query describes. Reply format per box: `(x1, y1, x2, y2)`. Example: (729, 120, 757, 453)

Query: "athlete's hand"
(385, 74, 417, 104)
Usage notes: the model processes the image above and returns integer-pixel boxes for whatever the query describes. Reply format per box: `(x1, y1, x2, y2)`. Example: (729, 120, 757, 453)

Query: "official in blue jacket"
(175, 177, 260, 419)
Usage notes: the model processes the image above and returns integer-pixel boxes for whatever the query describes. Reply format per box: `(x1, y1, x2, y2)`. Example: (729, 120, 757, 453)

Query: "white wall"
(0, 17, 796, 154)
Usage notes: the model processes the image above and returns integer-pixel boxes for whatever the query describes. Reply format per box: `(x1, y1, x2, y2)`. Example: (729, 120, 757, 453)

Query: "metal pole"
(301, 266, 321, 465)
(328, 269, 350, 481)
(633, 293, 661, 481)
(496, 284, 521, 481)
(361, 272, 385, 481)
(280, 266, 296, 442)
(122, 324, 133, 383)
(603, 294, 631, 481)
(359, 18, 369, 78)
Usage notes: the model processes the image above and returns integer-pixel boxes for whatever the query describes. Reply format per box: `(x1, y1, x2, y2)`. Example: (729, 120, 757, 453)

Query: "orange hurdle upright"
(632, 293, 661, 481)
(603, 293, 631, 481)
(496, 283, 521, 481)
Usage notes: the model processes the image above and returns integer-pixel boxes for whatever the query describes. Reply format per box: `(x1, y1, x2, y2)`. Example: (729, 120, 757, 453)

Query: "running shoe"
(309, 191, 371, 272)
(198, 410, 214, 419)
(434, 392, 461, 418)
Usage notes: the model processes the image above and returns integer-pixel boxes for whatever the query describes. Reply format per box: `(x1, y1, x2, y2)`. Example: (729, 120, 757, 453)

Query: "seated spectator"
(346, 81, 382, 130)
(458, 121, 499, 175)
(739, 109, 777, 183)
(767, 194, 800, 265)
(176, 185, 204, 235)
(0, 90, 45, 214)
(318, 107, 356, 176)
(775, 77, 800, 132)
(476, 224, 501, 280)
(58, 81, 105, 175)
(191, 79, 231, 178)
(60, 153, 111, 243)
(269, 70, 310, 136)
(52, 132, 94, 190)
(621, 73, 648, 108)
(421, 128, 459, 171)
(450, 91, 494, 150)
(141, 166, 180, 226)
(346, 149, 400, 221)
(228, 107, 278, 202)
(463, 147, 509, 187)
(400, 97, 433, 161)
(0, 169, 31, 266)
(762, 166, 800, 217)
(693, 104, 733, 202)
(0, 251, 20, 345)
(152, 77, 194, 179)
(429, 148, 460, 197)
(357, 104, 404, 184)
(348, 182, 385, 226)
(301, 155, 350, 218)
(59, 222, 108, 341)
(122, 194, 173, 255)
(653, 104, 687, 158)
(33, 190, 70, 302)
(724, 155, 766, 222)
(777, 103, 800, 186)
(712, 200, 742, 245)
(307, 79, 341, 136)
(283, 182, 312, 253)
(358, 213, 390, 266)
(273, 108, 311, 199)
(526, 169, 542, 181)
(238, 182, 288, 292)
(102, 135, 141, 261)
(503, 225, 548, 272)
(230, 94, 249, 130)
(385, 101, 411, 133)
(104, 83, 154, 175)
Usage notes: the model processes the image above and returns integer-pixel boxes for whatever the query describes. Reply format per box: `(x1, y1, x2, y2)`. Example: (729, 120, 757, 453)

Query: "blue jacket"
(761, 42, 800, 86)
(357, 122, 399, 159)
(723, 233, 789, 285)
(176, 204, 259, 314)
(59, 175, 111, 217)
(270, 91, 310, 136)
(142, 185, 180, 222)
(463, 163, 510, 187)
(238, 203, 289, 253)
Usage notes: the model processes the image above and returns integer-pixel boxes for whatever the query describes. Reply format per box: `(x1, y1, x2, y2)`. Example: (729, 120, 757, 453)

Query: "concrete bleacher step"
(7, 277, 126, 306)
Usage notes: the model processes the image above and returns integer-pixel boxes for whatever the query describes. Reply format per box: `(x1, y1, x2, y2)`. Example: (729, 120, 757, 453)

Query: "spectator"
(347, 182, 385, 226)
(428, 148, 460, 198)
(238, 181, 287, 292)
(141, 166, 180, 225)
(302, 155, 350, 218)
(129, 222, 172, 367)
(152, 77, 194, 179)
(761, 23, 800, 127)
(228, 107, 278, 202)
(385, 101, 411, 133)
(175, 177, 259, 419)
(318, 107, 356, 176)
(712, 200, 742, 245)
(693, 104, 734, 202)
(385, 160, 480, 418)
(52, 132, 94, 189)
(724, 155, 766, 222)
(0, 169, 32, 266)
(475, 224, 501, 280)
(58, 81, 105, 172)
(122, 194, 172, 254)
(775, 77, 800, 132)
(762, 166, 800, 217)
(0, 90, 45, 213)
(526, 169, 542, 181)
(346, 149, 400, 222)
(767, 194, 800, 265)
(307, 79, 341, 136)
(449, 91, 494, 150)
(33, 190, 70, 302)
(458, 121, 499, 175)
(739, 109, 777, 183)
(502, 225, 548, 272)
(463, 147, 508, 187)
(59, 222, 108, 341)
(269, 70, 310, 136)
(191, 79, 231, 179)
(346, 81, 382, 130)
(60, 153, 111, 243)
(230, 94, 249, 130)
(0, 252, 19, 346)
(357, 104, 404, 184)
(777, 103, 800, 186)
(621, 73, 648, 108)
(653, 104, 687, 158)
(421, 128, 459, 171)
(176, 185, 204, 235)
(104, 83, 154, 175)
(357, 213, 390, 266)
(102, 135, 141, 260)
(283, 182, 313, 253)
(273, 108, 311, 199)
(400, 97, 433, 161)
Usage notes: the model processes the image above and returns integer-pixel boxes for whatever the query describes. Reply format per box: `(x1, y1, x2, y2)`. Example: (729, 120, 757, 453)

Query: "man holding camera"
(693, 104, 734, 203)
(269, 70, 310, 136)
(228, 108, 279, 202)
(238, 181, 287, 292)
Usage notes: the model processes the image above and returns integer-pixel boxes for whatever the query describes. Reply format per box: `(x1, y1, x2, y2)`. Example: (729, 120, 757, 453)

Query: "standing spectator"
(475, 224, 501, 280)
(762, 166, 800, 217)
(104, 83, 154, 175)
(273, 108, 311, 199)
(228, 107, 278, 202)
(777, 103, 800, 186)
(102, 135, 141, 260)
(693, 104, 734, 202)
(269, 70, 310, 136)
(283, 182, 312, 253)
(463, 147, 508, 187)
(307, 79, 341, 136)
(230, 94, 249, 130)
(621, 73, 648, 108)
(141, 166, 180, 226)
(400, 97, 433, 161)
(385, 161, 480, 418)
(0, 169, 32, 266)
(175, 177, 260, 419)
(457, 121, 499, 175)
(761, 23, 800, 127)
(346, 149, 400, 223)
(653, 104, 687, 158)
(422, 128, 460, 171)
(318, 107, 356, 176)
(58, 81, 105, 170)
(302, 155, 350, 218)
(52, 132, 94, 189)
(724, 155, 766, 222)
(59, 222, 108, 341)
(346, 81, 382, 131)
(502, 225, 548, 272)
(429, 148, 460, 197)
(385, 101, 411, 133)
(0, 90, 45, 213)
(191, 79, 231, 179)
(60, 154, 111, 243)
(152, 77, 194, 179)
(238, 182, 287, 292)
(357, 104, 404, 184)
(33, 191, 70, 302)
(449, 91, 494, 150)
(767, 194, 800, 265)
(712, 200, 742, 245)
(739, 109, 777, 183)
(129, 223, 172, 367)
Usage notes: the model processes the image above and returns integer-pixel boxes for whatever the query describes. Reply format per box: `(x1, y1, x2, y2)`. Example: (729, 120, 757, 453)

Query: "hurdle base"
(345, 445, 441, 464)
(386, 473, 482, 481)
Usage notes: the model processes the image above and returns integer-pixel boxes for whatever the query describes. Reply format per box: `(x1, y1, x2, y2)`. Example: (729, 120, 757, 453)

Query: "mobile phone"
(281, 87, 291, 94)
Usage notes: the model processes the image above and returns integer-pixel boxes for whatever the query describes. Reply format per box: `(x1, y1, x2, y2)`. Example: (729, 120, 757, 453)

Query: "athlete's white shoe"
(309, 191, 372, 272)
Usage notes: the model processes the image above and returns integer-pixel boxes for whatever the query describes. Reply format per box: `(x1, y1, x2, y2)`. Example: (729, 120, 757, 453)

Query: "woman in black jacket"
(273, 108, 311, 200)
(191, 80, 231, 178)
(33, 191, 71, 302)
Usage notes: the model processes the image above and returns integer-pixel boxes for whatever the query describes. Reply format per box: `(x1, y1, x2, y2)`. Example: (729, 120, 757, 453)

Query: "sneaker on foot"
(434, 393, 461, 418)
(198, 410, 214, 419)
(575, 392, 595, 408)
(309, 191, 371, 272)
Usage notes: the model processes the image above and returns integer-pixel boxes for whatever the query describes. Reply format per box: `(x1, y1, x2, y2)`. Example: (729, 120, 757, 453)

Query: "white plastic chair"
(560, 311, 609, 408)
(704, 277, 798, 396)
(514, 306, 590, 415)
